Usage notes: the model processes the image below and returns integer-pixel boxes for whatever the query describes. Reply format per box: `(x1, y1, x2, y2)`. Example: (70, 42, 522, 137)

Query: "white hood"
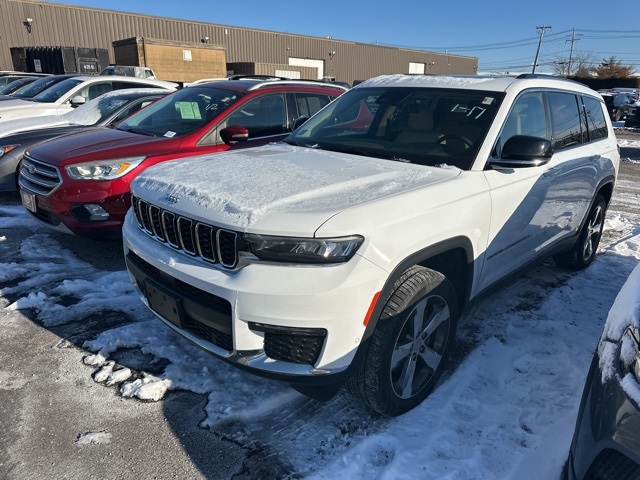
(0, 101, 53, 122)
(132, 144, 461, 235)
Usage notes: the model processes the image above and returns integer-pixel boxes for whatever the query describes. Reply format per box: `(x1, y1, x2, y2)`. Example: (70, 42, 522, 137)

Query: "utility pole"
(532, 25, 552, 74)
(566, 27, 580, 77)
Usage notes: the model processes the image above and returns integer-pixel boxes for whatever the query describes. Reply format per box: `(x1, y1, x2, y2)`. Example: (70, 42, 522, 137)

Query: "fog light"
(70, 204, 110, 222)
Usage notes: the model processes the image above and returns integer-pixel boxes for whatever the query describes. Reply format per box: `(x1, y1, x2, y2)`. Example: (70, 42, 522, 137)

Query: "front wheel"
(347, 266, 458, 416)
(554, 194, 606, 270)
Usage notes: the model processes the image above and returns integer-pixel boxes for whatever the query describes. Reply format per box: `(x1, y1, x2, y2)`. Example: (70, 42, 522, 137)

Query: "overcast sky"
(47, 0, 640, 73)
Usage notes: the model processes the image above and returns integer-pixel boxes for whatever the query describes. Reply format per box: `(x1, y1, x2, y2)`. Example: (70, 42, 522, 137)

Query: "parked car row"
(599, 88, 640, 127)
(0, 88, 169, 191)
(3, 73, 636, 476)
(11, 78, 345, 236)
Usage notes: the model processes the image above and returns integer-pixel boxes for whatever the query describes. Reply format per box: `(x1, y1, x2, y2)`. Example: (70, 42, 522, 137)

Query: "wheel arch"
(597, 177, 615, 207)
(345, 236, 475, 377)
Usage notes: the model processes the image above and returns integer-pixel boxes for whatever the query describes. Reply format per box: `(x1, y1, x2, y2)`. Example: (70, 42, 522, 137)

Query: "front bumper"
(19, 185, 130, 237)
(122, 211, 388, 384)
(568, 353, 640, 480)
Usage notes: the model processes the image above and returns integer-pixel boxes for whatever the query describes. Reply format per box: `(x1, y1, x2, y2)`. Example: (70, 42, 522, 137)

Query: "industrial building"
(0, 0, 478, 85)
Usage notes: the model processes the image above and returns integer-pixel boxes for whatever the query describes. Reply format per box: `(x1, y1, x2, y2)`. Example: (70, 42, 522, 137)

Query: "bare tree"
(554, 51, 597, 77)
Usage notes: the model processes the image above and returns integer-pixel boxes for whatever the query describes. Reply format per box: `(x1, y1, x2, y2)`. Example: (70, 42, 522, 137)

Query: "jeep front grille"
(131, 194, 239, 268)
(19, 155, 62, 195)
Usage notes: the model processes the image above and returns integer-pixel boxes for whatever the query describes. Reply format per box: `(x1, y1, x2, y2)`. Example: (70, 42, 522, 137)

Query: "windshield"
(287, 87, 504, 170)
(11, 76, 68, 99)
(63, 95, 131, 125)
(0, 78, 32, 95)
(116, 86, 241, 137)
(30, 78, 83, 103)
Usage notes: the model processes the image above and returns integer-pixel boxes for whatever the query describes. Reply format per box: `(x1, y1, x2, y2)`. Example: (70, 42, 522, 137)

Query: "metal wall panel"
(0, 0, 478, 84)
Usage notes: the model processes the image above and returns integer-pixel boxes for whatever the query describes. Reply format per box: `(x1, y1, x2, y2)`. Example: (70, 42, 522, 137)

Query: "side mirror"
(292, 116, 310, 131)
(220, 125, 249, 145)
(70, 95, 86, 108)
(490, 135, 553, 169)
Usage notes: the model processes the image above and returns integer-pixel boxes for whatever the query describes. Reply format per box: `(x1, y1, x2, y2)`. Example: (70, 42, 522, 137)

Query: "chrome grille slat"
(177, 217, 196, 255)
(162, 211, 179, 247)
(195, 223, 216, 263)
(149, 205, 165, 241)
(217, 230, 238, 268)
(138, 200, 153, 233)
(19, 155, 63, 195)
(130, 195, 238, 269)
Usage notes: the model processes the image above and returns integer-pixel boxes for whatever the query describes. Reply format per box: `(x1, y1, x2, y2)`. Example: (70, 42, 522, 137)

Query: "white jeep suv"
(123, 74, 619, 416)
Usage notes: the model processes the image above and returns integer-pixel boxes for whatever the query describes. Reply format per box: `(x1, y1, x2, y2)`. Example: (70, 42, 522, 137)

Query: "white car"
(0, 75, 176, 121)
(123, 74, 620, 416)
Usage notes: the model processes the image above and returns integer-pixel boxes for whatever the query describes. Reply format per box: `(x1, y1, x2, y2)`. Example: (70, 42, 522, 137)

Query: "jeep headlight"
(0, 144, 19, 158)
(65, 157, 146, 180)
(243, 234, 363, 264)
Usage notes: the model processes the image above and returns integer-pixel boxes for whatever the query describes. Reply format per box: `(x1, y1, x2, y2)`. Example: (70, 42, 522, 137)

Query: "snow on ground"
(1, 169, 640, 478)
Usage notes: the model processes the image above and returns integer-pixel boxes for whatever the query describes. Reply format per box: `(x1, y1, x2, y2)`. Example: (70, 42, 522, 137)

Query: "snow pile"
(76, 431, 112, 446)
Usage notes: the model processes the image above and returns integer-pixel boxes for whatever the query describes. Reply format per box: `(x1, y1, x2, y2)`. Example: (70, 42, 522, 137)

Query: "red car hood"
(27, 127, 182, 166)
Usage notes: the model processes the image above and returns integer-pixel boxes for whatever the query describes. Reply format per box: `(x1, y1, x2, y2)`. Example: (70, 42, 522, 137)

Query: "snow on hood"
(133, 144, 458, 232)
(0, 88, 165, 138)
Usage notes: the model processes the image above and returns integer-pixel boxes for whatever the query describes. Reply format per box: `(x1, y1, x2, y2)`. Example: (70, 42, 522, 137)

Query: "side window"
(111, 81, 157, 91)
(583, 96, 608, 141)
(77, 82, 113, 101)
(294, 93, 331, 118)
(108, 99, 155, 126)
(223, 94, 288, 138)
(498, 91, 548, 151)
(548, 92, 582, 150)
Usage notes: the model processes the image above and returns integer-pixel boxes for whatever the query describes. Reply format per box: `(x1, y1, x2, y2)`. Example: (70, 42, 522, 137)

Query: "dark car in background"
(567, 262, 640, 480)
(0, 89, 168, 191)
(18, 78, 346, 237)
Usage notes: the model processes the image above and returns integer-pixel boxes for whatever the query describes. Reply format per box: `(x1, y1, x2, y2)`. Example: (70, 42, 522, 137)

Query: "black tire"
(347, 266, 458, 416)
(554, 194, 606, 270)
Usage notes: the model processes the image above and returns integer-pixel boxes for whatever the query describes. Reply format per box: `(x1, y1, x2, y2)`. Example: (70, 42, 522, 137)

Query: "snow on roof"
(355, 74, 513, 91)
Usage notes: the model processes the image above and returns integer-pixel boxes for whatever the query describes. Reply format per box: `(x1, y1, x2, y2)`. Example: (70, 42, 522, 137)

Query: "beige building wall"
(0, 0, 478, 85)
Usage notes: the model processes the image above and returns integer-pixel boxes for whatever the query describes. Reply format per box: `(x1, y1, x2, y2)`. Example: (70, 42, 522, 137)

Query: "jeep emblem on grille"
(161, 194, 179, 204)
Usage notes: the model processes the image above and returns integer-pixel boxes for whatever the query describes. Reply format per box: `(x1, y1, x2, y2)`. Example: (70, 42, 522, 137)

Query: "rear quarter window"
(294, 93, 331, 117)
(583, 96, 608, 141)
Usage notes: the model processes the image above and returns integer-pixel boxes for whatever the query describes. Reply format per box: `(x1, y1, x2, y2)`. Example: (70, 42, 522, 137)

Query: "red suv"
(18, 79, 345, 237)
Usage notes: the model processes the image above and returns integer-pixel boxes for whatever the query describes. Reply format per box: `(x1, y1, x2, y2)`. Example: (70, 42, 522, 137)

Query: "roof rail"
(227, 74, 289, 81)
(247, 79, 349, 92)
(515, 73, 586, 86)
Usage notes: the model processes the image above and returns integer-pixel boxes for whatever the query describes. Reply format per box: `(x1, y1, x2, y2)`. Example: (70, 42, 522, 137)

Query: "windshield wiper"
(121, 127, 155, 136)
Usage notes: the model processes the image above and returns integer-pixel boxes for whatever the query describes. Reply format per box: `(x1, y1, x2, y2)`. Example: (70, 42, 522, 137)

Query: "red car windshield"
(116, 86, 242, 137)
